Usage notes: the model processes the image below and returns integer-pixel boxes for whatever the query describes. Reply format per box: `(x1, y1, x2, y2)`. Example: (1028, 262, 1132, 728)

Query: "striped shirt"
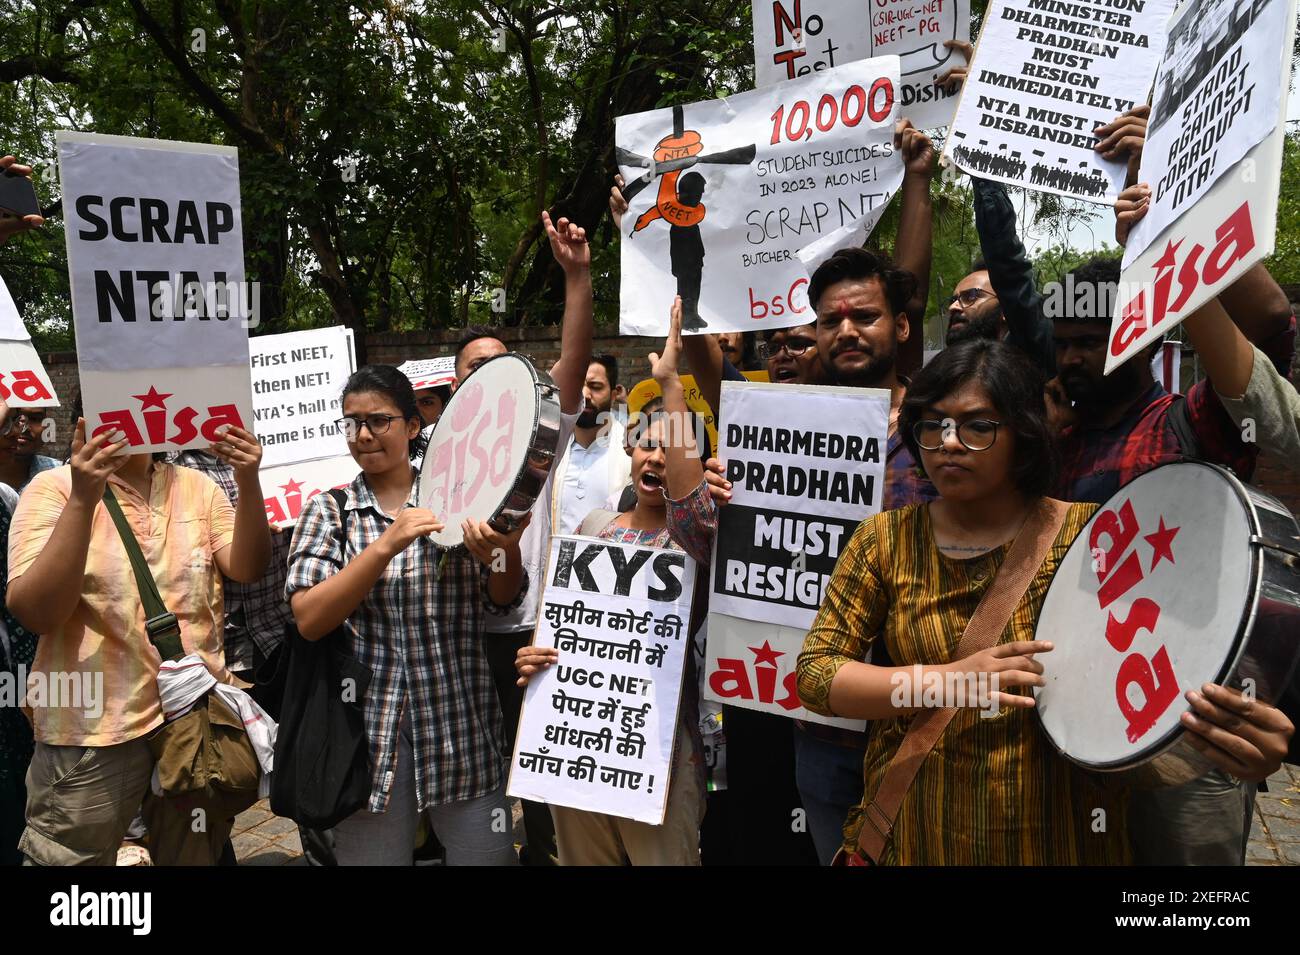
(285, 469, 528, 813)
(7, 463, 236, 746)
(798, 501, 1130, 865)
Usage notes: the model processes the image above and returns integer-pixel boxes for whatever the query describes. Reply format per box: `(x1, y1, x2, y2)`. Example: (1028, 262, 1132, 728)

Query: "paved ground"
(231, 763, 1300, 865)
(1246, 763, 1300, 865)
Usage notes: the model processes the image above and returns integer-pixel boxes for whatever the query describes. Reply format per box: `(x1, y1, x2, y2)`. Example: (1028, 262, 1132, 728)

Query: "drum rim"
(1032, 460, 1265, 772)
(418, 352, 549, 547)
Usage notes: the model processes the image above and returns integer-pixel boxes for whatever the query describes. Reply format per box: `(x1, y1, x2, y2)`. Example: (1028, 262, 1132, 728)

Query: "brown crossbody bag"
(836, 498, 1071, 866)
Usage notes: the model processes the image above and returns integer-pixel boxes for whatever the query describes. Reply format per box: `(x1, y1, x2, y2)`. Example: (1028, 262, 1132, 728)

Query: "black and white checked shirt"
(285, 469, 527, 812)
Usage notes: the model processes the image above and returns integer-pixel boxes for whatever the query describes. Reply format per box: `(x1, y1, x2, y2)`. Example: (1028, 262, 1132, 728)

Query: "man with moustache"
(552, 354, 631, 535)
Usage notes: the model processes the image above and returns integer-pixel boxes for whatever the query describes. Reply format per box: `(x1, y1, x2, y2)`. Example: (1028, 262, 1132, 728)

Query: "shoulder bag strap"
(855, 497, 1071, 863)
(102, 487, 185, 661)
(577, 508, 621, 537)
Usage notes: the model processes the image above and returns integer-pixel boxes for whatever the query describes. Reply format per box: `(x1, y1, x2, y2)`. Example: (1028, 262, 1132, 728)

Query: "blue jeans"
(793, 725, 867, 866)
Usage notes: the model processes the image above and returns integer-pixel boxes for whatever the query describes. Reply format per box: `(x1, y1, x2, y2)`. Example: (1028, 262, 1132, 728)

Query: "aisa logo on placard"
(49, 885, 151, 935)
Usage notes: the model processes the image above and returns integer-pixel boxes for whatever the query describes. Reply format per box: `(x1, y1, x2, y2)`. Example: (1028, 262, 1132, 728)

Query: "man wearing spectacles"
(944, 264, 1006, 348)
(0, 408, 58, 493)
(757, 325, 825, 386)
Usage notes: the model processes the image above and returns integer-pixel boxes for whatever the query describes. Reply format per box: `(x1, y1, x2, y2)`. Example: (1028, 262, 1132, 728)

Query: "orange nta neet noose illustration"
(618, 105, 756, 331)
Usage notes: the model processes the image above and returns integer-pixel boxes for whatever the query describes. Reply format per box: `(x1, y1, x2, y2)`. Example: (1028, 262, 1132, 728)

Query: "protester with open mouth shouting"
(515, 295, 718, 865)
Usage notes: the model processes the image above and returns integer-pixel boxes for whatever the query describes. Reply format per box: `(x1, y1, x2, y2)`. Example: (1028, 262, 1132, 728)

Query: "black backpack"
(269, 489, 374, 829)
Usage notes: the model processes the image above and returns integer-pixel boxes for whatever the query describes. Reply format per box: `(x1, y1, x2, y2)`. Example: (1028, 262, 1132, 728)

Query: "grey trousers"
(1128, 769, 1256, 865)
(331, 715, 517, 867)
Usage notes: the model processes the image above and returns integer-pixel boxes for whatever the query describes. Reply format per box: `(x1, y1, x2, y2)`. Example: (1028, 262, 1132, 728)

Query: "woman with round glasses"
(796, 339, 1292, 865)
(286, 365, 530, 865)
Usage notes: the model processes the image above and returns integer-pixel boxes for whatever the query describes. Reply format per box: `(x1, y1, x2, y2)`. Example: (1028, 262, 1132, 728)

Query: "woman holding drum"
(286, 365, 531, 866)
(796, 338, 1293, 865)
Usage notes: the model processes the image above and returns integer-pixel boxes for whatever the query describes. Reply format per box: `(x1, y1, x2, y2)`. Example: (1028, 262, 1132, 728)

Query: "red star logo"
(279, 479, 304, 496)
(748, 640, 783, 668)
(1144, 516, 1179, 570)
(1152, 239, 1183, 275)
(132, 386, 172, 409)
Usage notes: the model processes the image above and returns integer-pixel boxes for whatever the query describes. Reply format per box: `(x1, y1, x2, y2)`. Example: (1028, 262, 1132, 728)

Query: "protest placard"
(1122, 0, 1290, 264)
(752, 0, 971, 130)
(397, 356, 456, 391)
(250, 326, 355, 469)
(509, 535, 697, 824)
(1105, 0, 1297, 372)
(260, 454, 359, 526)
(57, 131, 253, 453)
(617, 55, 904, 337)
(0, 273, 58, 409)
(944, 0, 1176, 202)
(704, 380, 886, 728)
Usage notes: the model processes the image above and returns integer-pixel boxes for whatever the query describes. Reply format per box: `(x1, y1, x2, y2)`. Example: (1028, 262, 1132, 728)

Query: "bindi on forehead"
(834, 298, 854, 318)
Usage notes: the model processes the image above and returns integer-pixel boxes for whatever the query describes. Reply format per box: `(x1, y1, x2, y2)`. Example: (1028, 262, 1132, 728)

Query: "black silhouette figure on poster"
(618, 105, 756, 331)
(953, 144, 1109, 198)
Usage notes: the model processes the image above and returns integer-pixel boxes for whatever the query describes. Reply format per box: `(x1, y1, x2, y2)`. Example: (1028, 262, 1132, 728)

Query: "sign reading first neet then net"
(1106, 0, 1297, 373)
(251, 325, 358, 526)
(704, 380, 887, 729)
(57, 131, 253, 454)
(752, 0, 971, 131)
(617, 55, 905, 337)
(509, 536, 697, 825)
(944, 0, 1176, 203)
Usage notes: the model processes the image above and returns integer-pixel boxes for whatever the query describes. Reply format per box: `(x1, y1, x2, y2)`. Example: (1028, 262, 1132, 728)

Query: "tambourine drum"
(417, 352, 561, 548)
(1034, 461, 1300, 787)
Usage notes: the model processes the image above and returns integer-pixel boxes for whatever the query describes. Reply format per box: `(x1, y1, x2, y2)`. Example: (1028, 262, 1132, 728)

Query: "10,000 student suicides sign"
(509, 536, 697, 825)
(703, 381, 886, 729)
(944, 0, 1176, 203)
(57, 131, 254, 454)
(617, 55, 904, 338)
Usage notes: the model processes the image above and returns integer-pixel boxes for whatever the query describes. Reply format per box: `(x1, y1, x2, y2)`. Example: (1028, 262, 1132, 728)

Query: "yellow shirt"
(798, 502, 1130, 865)
(8, 463, 235, 746)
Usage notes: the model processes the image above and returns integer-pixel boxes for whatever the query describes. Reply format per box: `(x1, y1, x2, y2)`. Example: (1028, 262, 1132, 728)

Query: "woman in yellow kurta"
(797, 339, 1292, 865)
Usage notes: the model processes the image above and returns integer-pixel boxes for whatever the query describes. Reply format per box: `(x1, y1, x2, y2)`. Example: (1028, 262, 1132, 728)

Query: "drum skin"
(1034, 462, 1300, 788)
(417, 353, 561, 548)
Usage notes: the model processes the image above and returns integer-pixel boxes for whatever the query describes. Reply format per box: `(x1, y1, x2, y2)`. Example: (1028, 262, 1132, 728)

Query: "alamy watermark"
(0, 667, 104, 719)
(890, 665, 1005, 719)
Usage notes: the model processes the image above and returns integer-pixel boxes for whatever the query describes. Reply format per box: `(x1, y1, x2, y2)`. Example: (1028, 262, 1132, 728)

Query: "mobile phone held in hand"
(0, 171, 40, 219)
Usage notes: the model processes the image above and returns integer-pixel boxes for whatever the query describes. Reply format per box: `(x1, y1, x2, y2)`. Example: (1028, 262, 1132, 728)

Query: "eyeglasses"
(336, 414, 404, 439)
(0, 413, 41, 436)
(946, 288, 993, 308)
(757, 337, 815, 360)
(913, 418, 1003, 452)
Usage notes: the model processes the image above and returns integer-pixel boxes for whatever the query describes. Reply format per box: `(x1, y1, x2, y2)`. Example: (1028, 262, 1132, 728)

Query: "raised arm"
(971, 176, 1054, 373)
(651, 297, 706, 501)
(893, 118, 935, 375)
(542, 211, 593, 414)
